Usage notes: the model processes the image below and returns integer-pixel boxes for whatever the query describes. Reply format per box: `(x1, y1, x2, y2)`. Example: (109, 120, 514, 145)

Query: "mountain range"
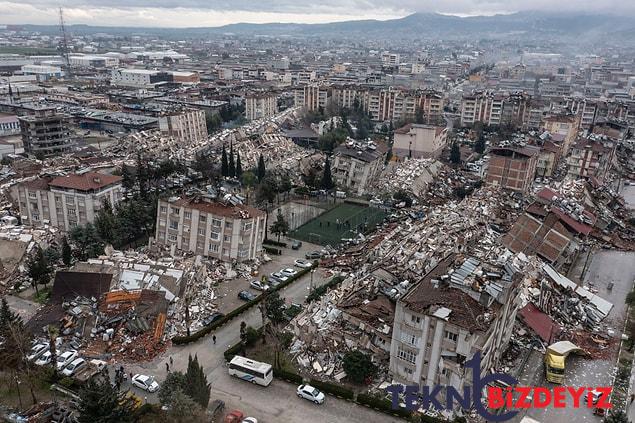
(11, 12, 635, 42)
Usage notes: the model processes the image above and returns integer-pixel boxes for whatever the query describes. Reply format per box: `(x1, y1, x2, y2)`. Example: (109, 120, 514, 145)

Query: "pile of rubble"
(374, 158, 443, 198)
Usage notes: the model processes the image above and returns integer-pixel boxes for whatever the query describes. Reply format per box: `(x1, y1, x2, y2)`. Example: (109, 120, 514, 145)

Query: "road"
(511, 250, 635, 423)
(125, 263, 399, 423)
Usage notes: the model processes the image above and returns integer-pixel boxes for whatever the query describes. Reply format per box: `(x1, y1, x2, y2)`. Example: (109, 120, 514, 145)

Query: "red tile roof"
(518, 302, 560, 343)
(49, 172, 122, 191)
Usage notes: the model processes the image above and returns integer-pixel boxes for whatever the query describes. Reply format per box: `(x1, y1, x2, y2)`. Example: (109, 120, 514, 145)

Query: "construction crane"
(58, 7, 72, 79)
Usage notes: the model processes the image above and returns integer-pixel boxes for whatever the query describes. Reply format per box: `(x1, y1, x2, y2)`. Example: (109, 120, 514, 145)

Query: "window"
(171, 207, 180, 215)
(442, 368, 451, 377)
(198, 228, 205, 236)
(400, 332, 419, 346)
(224, 235, 230, 242)
(410, 314, 421, 324)
(243, 222, 252, 231)
(210, 232, 219, 240)
(160, 206, 167, 213)
(66, 195, 74, 204)
(184, 211, 192, 219)
(444, 330, 458, 342)
(209, 243, 219, 252)
(238, 249, 248, 258)
(404, 367, 414, 375)
(199, 215, 206, 222)
(168, 234, 177, 242)
(222, 248, 228, 256)
(397, 348, 416, 364)
(212, 218, 222, 227)
(225, 222, 232, 229)
(169, 220, 179, 230)
(28, 192, 36, 198)
(32, 213, 40, 221)
(67, 207, 76, 216)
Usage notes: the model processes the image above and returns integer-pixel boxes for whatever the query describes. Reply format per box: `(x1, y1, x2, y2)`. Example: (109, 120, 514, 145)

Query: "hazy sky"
(2, 0, 634, 27)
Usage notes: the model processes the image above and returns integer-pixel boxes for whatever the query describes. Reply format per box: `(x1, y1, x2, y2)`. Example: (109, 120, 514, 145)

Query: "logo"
(386, 352, 611, 422)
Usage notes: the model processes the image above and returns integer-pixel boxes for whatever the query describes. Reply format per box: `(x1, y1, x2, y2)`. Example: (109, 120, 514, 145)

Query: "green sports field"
(290, 203, 386, 246)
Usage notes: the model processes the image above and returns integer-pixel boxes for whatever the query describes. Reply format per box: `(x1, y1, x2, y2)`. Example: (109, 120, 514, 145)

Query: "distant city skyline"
(1, 0, 634, 28)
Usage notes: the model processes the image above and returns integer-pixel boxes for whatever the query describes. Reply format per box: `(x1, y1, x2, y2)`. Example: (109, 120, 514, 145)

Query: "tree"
(183, 354, 211, 409)
(450, 142, 461, 164)
(0, 297, 21, 336)
(264, 291, 286, 325)
(47, 325, 58, 378)
(604, 411, 628, 423)
(415, 107, 425, 124)
(380, 123, 388, 134)
(320, 156, 334, 190)
(135, 153, 149, 198)
(474, 133, 486, 154)
(235, 150, 243, 178)
(69, 223, 104, 261)
(61, 236, 72, 266)
(193, 152, 216, 182)
(262, 291, 287, 369)
(228, 143, 236, 178)
(95, 199, 116, 245)
(241, 171, 256, 188)
(121, 165, 135, 192)
(257, 154, 266, 182)
(221, 145, 229, 177)
(166, 390, 207, 423)
(277, 174, 292, 199)
(255, 176, 277, 206)
(77, 378, 135, 423)
(27, 247, 53, 296)
(158, 371, 187, 406)
(270, 210, 289, 242)
(343, 350, 377, 384)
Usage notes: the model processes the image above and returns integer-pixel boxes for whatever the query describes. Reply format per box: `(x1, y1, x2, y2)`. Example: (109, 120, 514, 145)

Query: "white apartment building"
(0, 114, 20, 136)
(69, 55, 119, 68)
(294, 85, 330, 111)
(158, 109, 207, 143)
(393, 124, 448, 159)
(110, 68, 172, 88)
(389, 254, 522, 408)
(332, 141, 385, 196)
(381, 52, 401, 66)
(12, 172, 123, 231)
(155, 196, 266, 262)
(245, 93, 278, 120)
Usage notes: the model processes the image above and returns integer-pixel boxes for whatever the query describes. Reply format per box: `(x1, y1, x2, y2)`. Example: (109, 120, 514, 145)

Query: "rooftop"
(49, 172, 122, 191)
(166, 196, 265, 219)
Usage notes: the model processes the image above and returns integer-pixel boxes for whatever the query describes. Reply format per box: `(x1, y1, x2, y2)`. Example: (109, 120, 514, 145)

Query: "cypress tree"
(184, 354, 210, 409)
(257, 154, 266, 182)
(221, 145, 229, 177)
(228, 143, 236, 178)
(450, 142, 461, 164)
(321, 156, 334, 190)
(235, 150, 243, 178)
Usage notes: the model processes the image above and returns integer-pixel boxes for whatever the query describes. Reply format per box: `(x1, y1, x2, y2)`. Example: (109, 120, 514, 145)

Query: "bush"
(244, 326, 260, 347)
(263, 239, 287, 248)
(342, 350, 376, 384)
(356, 393, 412, 418)
(59, 376, 75, 388)
(273, 368, 303, 384)
(263, 246, 282, 255)
(224, 342, 244, 362)
(309, 379, 354, 401)
(280, 332, 294, 349)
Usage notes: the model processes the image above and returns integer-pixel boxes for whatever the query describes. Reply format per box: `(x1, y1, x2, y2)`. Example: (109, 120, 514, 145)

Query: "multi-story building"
(566, 137, 615, 182)
(158, 109, 207, 143)
(18, 106, 73, 157)
(393, 124, 448, 159)
(540, 113, 580, 155)
(0, 113, 20, 136)
(111, 69, 198, 88)
(69, 55, 119, 68)
(460, 91, 531, 128)
(20, 65, 63, 82)
(294, 85, 329, 111)
(389, 254, 522, 407)
(12, 172, 123, 230)
(155, 196, 266, 262)
(536, 141, 561, 178)
(381, 52, 401, 66)
(331, 141, 385, 195)
(245, 93, 278, 121)
(486, 146, 539, 193)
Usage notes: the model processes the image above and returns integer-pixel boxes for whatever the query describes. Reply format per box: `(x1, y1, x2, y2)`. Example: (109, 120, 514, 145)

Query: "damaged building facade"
(155, 195, 266, 262)
(389, 253, 523, 407)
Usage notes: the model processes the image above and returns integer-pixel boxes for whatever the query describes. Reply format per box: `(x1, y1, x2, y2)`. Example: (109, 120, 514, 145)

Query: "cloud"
(1, 0, 633, 27)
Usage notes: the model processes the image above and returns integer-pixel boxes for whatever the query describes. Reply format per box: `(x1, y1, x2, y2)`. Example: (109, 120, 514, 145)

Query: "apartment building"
(381, 52, 401, 66)
(486, 146, 539, 193)
(0, 113, 20, 136)
(245, 93, 278, 120)
(332, 141, 385, 196)
(158, 109, 207, 143)
(460, 91, 531, 128)
(155, 196, 266, 262)
(393, 124, 448, 159)
(110, 69, 198, 88)
(536, 141, 561, 178)
(18, 106, 73, 157)
(294, 85, 330, 111)
(12, 172, 123, 230)
(540, 113, 580, 155)
(566, 137, 615, 182)
(389, 254, 522, 407)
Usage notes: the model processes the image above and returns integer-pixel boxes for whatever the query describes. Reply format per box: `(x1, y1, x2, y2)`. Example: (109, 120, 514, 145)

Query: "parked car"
(242, 418, 258, 423)
(305, 251, 322, 260)
(296, 384, 325, 404)
(291, 240, 302, 250)
(131, 374, 159, 393)
(209, 399, 225, 420)
(238, 291, 258, 302)
(250, 280, 269, 291)
(294, 259, 313, 269)
(224, 410, 244, 423)
(62, 358, 86, 377)
(269, 272, 290, 284)
(27, 344, 49, 361)
(35, 351, 53, 366)
(56, 351, 78, 370)
(201, 312, 225, 326)
(280, 268, 298, 277)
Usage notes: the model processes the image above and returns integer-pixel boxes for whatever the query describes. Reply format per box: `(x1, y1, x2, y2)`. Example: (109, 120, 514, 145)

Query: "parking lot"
(204, 238, 332, 314)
